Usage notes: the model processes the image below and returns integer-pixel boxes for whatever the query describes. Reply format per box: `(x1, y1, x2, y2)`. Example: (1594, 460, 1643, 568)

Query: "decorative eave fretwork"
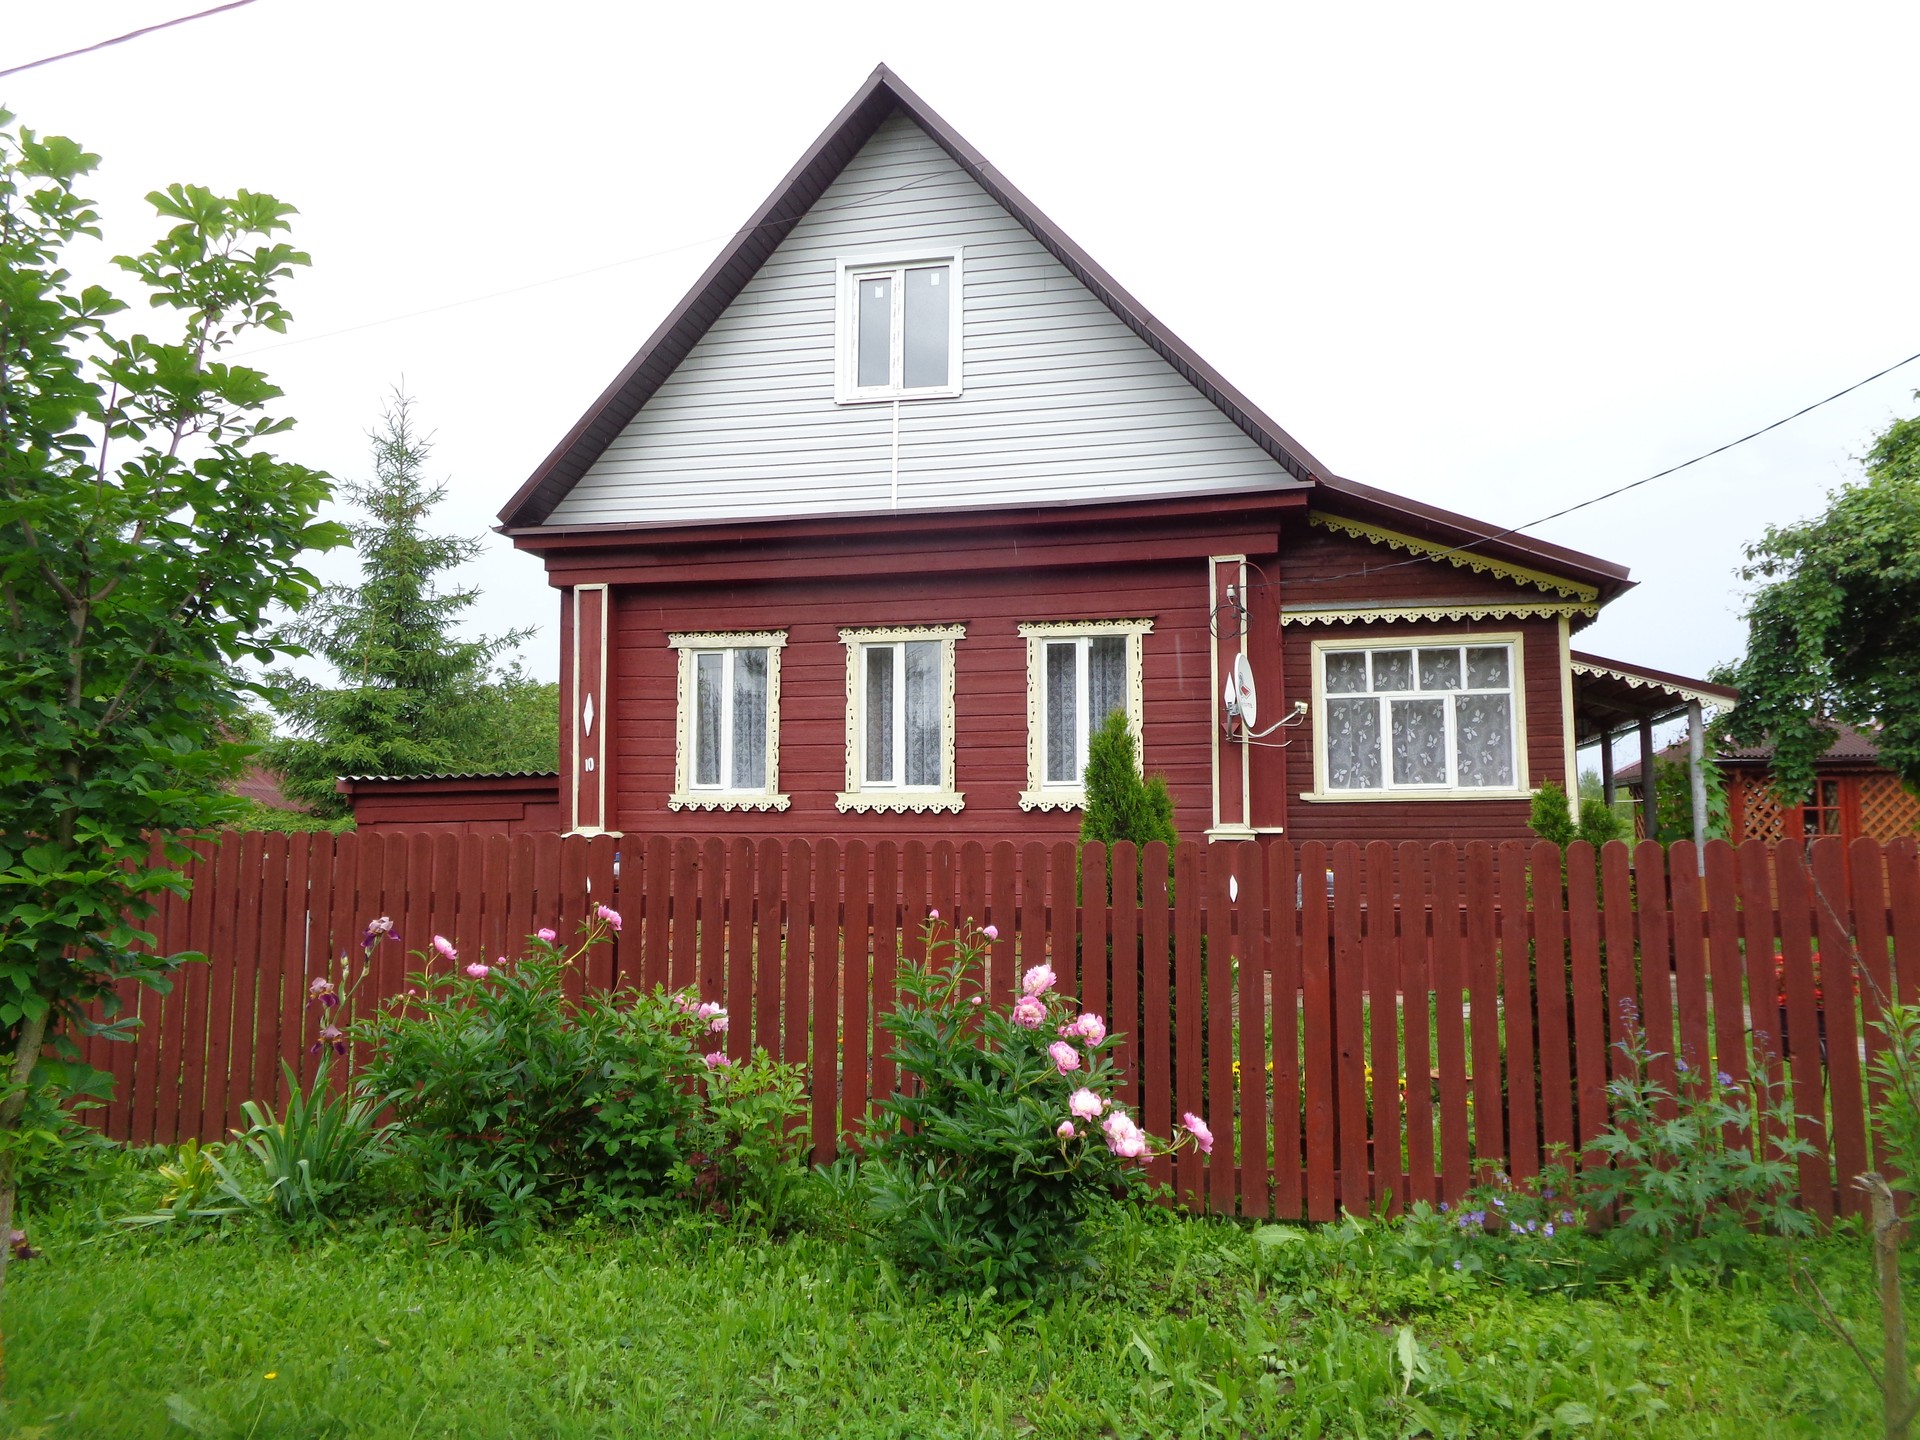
(1280, 599, 1599, 627)
(1308, 513, 1601, 602)
(1570, 659, 1737, 711)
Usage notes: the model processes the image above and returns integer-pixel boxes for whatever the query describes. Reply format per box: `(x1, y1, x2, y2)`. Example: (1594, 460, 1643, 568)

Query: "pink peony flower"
(1069, 1087, 1106, 1120)
(465, 961, 491, 980)
(696, 1001, 729, 1033)
(536, 927, 557, 943)
(982, 924, 999, 941)
(1103, 1110, 1148, 1159)
(1048, 1040, 1081, 1074)
(432, 935, 457, 960)
(1181, 1112, 1214, 1155)
(702, 1051, 732, 1069)
(1075, 1013, 1107, 1047)
(1056, 1120, 1076, 1139)
(928, 908, 940, 920)
(1023, 963, 1056, 997)
(969, 995, 983, 1005)
(1011, 995, 1046, 1029)
(595, 904, 622, 932)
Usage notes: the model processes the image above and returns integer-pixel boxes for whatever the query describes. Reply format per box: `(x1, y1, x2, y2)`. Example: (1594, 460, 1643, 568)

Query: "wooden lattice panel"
(1739, 776, 1787, 843)
(1859, 774, 1920, 842)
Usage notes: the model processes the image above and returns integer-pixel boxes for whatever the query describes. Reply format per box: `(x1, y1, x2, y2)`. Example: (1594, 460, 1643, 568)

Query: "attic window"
(836, 250, 962, 402)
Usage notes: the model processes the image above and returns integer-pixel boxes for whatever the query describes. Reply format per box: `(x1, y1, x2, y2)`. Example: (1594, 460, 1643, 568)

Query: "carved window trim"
(837, 624, 965, 813)
(667, 631, 791, 813)
(1016, 620, 1153, 812)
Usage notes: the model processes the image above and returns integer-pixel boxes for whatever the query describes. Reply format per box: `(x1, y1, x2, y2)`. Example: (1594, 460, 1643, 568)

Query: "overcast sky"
(9, 2, 1919, 721)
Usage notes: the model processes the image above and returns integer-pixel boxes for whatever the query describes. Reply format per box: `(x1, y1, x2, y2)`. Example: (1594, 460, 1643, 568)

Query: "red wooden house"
(345, 67, 1726, 844)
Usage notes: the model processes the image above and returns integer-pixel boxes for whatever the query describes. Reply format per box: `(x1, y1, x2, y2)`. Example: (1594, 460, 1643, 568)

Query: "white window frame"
(1303, 631, 1532, 802)
(834, 247, 964, 404)
(837, 624, 965, 813)
(667, 631, 790, 812)
(1018, 620, 1153, 812)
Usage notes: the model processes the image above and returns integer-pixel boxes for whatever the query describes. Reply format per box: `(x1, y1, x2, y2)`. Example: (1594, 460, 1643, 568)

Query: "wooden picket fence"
(79, 830, 1920, 1224)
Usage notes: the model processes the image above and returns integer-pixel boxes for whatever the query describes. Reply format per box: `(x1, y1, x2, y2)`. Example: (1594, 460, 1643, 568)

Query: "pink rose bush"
(865, 914, 1202, 1295)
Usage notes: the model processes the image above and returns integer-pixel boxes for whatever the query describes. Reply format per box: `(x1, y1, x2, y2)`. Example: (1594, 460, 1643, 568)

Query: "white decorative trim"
(1308, 512, 1601, 602)
(1305, 630, 1532, 801)
(669, 631, 787, 811)
(838, 624, 965, 813)
(1281, 600, 1599, 626)
(1569, 659, 1736, 710)
(1017, 620, 1153, 811)
(1559, 616, 1580, 823)
(568, 584, 610, 835)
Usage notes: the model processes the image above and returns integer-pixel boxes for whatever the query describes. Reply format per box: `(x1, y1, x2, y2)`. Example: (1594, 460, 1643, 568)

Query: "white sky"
(10, 2, 1919, 731)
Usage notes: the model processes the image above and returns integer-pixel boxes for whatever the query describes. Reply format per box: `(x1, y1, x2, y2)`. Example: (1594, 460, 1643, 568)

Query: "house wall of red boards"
(527, 507, 1568, 848)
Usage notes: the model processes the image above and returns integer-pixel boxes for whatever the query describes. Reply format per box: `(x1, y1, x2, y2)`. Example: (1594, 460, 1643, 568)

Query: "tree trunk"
(0, 1004, 50, 1380)
(1862, 1173, 1915, 1440)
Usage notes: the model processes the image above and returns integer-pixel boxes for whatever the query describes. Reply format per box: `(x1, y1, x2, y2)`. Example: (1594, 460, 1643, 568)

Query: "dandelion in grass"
(1048, 1040, 1081, 1074)
(1011, 995, 1046, 1029)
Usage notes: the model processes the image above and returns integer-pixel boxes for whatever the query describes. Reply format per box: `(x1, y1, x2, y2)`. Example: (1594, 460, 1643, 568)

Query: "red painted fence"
(81, 832, 1920, 1223)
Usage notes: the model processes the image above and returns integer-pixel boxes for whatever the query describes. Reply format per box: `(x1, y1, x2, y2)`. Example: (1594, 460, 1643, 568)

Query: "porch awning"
(1569, 651, 1738, 745)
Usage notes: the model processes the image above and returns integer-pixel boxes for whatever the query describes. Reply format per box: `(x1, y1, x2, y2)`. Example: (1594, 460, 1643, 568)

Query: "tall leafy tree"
(265, 392, 540, 812)
(1723, 406, 1920, 799)
(0, 111, 340, 1311)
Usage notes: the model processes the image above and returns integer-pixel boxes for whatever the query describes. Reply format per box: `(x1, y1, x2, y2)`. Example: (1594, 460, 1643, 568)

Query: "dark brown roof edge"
(497, 64, 1327, 530)
(1318, 472, 1634, 600)
(1570, 651, 1740, 702)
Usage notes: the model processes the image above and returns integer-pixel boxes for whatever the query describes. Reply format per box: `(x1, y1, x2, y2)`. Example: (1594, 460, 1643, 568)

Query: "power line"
(0, 0, 260, 80)
(1285, 348, 1920, 590)
(236, 171, 951, 357)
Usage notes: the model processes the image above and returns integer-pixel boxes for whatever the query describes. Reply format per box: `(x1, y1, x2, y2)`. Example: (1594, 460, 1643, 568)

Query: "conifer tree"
(265, 392, 542, 812)
(1080, 710, 1177, 891)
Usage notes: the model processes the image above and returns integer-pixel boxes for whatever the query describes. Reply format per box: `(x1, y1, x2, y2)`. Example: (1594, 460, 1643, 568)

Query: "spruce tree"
(265, 392, 538, 812)
(1080, 710, 1177, 891)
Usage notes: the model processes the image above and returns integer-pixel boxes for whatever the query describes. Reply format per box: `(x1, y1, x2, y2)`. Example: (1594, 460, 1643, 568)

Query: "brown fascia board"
(1315, 472, 1635, 603)
(496, 64, 1327, 531)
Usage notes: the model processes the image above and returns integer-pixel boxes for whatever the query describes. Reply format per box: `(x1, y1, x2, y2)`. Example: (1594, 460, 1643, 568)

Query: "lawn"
(3, 1171, 1891, 1439)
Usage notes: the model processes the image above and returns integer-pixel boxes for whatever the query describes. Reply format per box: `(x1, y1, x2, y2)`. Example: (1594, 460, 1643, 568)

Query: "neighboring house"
(352, 66, 1727, 845)
(1620, 723, 1920, 847)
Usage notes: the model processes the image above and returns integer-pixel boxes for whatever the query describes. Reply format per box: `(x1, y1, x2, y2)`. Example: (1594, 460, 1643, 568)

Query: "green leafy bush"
(864, 917, 1206, 1295)
(1866, 1000, 1920, 1201)
(222, 1057, 389, 1223)
(1393, 1158, 1595, 1290)
(1583, 1007, 1813, 1269)
(1528, 779, 1626, 847)
(356, 918, 803, 1235)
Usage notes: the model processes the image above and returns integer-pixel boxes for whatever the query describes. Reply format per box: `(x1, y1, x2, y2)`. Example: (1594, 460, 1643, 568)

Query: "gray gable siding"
(546, 112, 1296, 527)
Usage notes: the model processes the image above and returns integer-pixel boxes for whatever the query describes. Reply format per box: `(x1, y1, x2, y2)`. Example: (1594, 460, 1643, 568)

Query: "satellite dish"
(1232, 653, 1258, 732)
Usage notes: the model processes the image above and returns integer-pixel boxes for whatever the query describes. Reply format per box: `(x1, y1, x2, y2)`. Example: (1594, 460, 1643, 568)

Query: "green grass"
(3, 1171, 1896, 1439)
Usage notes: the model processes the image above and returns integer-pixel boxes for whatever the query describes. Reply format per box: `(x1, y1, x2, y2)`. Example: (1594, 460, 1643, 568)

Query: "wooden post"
(1599, 728, 1615, 808)
(1687, 700, 1707, 872)
(1639, 716, 1658, 843)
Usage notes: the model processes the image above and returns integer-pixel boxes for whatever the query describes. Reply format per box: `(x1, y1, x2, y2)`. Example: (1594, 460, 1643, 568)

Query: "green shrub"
(356, 921, 803, 1235)
(1080, 708, 1176, 855)
(863, 917, 1205, 1295)
(1866, 1001, 1920, 1202)
(222, 1057, 389, 1223)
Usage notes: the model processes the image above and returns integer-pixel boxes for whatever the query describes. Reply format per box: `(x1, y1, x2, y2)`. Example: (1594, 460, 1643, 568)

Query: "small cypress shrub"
(1080, 710, 1176, 853)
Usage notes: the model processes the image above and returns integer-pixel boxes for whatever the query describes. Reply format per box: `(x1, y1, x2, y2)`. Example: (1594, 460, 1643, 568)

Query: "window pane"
(865, 645, 895, 784)
(732, 648, 767, 789)
(902, 265, 950, 389)
(694, 653, 722, 786)
(1418, 648, 1462, 691)
(1371, 650, 1414, 691)
(1454, 693, 1513, 786)
(1088, 634, 1127, 735)
(1325, 697, 1382, 789)
(1325, 651, 1368, 694)
(905, 641, 941, 786)
(857, 274, 892, 388)
(1046, 642, 1078, 785)
(1391, 698, 1449, 784)
(1465, 645, 1509, 689)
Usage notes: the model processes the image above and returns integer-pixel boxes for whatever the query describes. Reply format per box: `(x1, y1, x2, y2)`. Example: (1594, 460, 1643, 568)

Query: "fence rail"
(81, 831, 1920, 1223)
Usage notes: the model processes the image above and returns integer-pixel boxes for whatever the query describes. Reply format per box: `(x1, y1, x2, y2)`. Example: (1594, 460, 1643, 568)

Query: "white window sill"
(833, 387, 964, 406)
(836, 790, 966, 815)
(1019, 788, 1086, 813)
(1297, 788, 1535, 804)
(669, 792, 792, 813)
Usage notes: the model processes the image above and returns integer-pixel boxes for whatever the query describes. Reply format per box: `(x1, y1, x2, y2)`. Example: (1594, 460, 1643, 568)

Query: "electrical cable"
(1277, 348, 1920, 591)
(0, 1, 260, 79)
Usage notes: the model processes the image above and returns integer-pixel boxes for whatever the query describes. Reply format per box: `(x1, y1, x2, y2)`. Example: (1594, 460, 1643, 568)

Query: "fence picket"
(1111, 843, 1141, 1115)
(812, 838, 842, 1166)
(1532, 841, 1575, 1165)
(1141, 841, 1173, 1194)
(872, 840, 900, 1108)
(1269, 841, 1304, 1220)
(785, 841, 812, 1071)
(1428, 842, 1471, 1202)
(1174, 841, 1206, 1210)
(755, 839, 784, 1063)
(1331, 843, 1368, 1216)
(1236, 844, 1268, 1217)
(727, 839, 755, 1063)
(1851, 839, 1895, 1172)
(1464, 842, 1502, 1176)
(1206, 840, 1236, 1212)
(1363, 841, 1402, 1214)
(843, 840, 870, 1143)
(1776, 844, 1836, 1221)
(1812, 837, 1868, 1216)
(1300, 841, 1336, 1222)
(1564, 842, 1608, 1165)
(990, 841, 1017, 1005)
(1398, 841, 1434, 1208)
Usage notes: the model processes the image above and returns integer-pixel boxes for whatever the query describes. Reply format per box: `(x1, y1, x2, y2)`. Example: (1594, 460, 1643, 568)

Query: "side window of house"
(668, 632, 789, 811)
(1317, 639, 1521, 794)
(837, 625, 965, 813)
(1018, 621, 1153, 811)
(837, 251, 961, 402)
